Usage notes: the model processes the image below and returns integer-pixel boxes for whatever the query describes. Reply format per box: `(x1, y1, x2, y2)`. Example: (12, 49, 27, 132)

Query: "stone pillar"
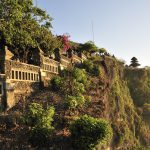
(0, 46, 15, 110)
(5, 79, 15, 109)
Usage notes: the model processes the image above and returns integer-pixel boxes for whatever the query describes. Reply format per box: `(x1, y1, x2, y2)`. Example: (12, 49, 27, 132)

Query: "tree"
(35, 27, 59, 57)
(79, 41, 98, 56)
(98, 48, 107, 55)
(69, 41, 79, 51)
(129, 57, 140, 68)
(0, 0, 56, 63)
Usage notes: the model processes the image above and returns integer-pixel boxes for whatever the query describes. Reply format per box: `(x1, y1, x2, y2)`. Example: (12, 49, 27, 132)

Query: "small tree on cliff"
(129, 57, 140, 68)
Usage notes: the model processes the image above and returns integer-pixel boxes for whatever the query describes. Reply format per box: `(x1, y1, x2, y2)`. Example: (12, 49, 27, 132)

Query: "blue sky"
(35, 0, 150, 66)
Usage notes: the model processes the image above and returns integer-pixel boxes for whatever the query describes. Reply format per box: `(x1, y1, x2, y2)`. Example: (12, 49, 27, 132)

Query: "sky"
(34, 0, 150, 66)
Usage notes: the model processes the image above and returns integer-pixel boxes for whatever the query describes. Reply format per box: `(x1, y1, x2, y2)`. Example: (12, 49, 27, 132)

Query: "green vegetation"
(72, 68, 87, 84)
(124, 68, 150, 106)
(143, 103, 150, 124)
(65, 94, 85, 109)
(124, 68, 150, 131)
(50, 76, 62, 91)
(82, 59, 101, 76)
(70, 115, 113, 150)
(61, 58, 149, 150)
(0, 1, 149, 149)
(108, 60, 150, 148)
(27, 58, 150, 149)
(0, 0, 59, 62)
(78, 41, 99, 56)
(1, 55, 149, 149)
(0, 0, 71, 63)
(23, 103, 55, 146)
(50, 67, 88, 110)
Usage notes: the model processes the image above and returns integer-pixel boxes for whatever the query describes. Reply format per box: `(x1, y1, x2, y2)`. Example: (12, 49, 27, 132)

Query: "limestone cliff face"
(124, 68, 150, 107)
(83, 57, 149, 149)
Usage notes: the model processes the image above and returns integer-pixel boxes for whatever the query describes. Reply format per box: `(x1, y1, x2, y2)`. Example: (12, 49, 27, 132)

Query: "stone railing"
(72, 54, 82, 63)
(5, 60, 40, 82)
(60, 55, 71, 68)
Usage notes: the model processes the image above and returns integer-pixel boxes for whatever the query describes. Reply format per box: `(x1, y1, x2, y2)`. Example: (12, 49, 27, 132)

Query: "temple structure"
(0, 46, 87, 109)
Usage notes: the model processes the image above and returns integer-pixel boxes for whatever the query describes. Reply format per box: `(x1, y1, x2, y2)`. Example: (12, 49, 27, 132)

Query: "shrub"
(50, 76, 62, 91)
(73, 80, 85, 95)
(70, 115, 113, 150)
(92, 65, 101, 76)
(72, 68, 87, 84)
(65, 95, 85, 109)
(23, 103, 55, 147)
(65, 95, 78, 109)
(83, 60, 94, 73)
(86, 96, 92, 106)
(76, 94, 85, 107)
(83, 60, 101, 76)
(24, 103, 55, 128)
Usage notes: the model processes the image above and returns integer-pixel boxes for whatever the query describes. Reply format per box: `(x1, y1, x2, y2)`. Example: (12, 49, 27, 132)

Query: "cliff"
(0, 56, 149, 150)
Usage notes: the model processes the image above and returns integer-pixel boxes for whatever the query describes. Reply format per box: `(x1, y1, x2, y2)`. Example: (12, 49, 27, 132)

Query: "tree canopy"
(0, 0, 58, 62)
(78, 41, 99, 56)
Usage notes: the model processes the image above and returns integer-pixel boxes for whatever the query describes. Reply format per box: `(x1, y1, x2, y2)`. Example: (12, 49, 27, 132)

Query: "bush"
(50, 76, 62, 91)
(73, 80, 85, 95)
(23, 103, 55, 147)
(65, 95, 85, 109)
(86, 96, 92, 106)
(72, 68, 87, 84)
(65, 95, 78, 109)
(83, 60, 101, 76)
(24, 103, 55, 128)
(92, 65, 101, 76)
(70, 115, 113, 150)
(83, 60, 94, 73)
(76, 94, 85, 107)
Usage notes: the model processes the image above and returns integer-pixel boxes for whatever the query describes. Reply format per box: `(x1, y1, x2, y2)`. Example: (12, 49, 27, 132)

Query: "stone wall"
(4, 60, 40, 108)
(72, 54, 82, 64)
(40, 57, 59, 87)
(60, 55, 71, 69)
(5, 60, 40, 92)
(0, 46, 87, 109)
(81, 53, 87, 62)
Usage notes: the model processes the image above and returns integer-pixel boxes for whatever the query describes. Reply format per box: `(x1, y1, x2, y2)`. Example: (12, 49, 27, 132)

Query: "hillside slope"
(0, 56, 149, 150)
